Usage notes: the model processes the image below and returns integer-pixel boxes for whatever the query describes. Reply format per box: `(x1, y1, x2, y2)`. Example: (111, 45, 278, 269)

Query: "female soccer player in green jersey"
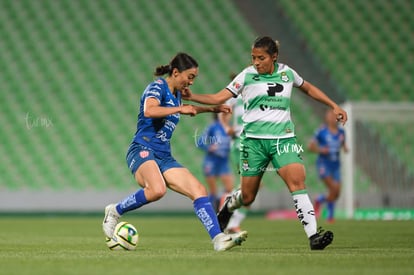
(185, 36, 347, 250)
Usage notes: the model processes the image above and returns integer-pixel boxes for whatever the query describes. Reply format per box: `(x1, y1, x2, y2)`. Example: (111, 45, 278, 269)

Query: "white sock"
(226, 209, 247, 230)
(292, 190, 317, 238)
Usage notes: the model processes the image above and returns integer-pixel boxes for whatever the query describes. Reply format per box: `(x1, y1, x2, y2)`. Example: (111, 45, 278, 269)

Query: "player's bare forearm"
(188, 89, 232, 105)
(300, 81, 348, 124)
(144, 98, 187, 117)
(190, 94, 220, 105)
(193, 105, 232, 114)
(193, 105, 214, 114)
(300, 81, 338, 109)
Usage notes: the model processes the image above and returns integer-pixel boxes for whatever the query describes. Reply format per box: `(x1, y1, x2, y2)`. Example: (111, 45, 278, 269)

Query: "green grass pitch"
(0, 215, 413, 275)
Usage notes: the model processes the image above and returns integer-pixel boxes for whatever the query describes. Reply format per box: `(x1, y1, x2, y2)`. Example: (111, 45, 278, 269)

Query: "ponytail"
(153, 52, 198, 76)
(154, 64, 172, 76)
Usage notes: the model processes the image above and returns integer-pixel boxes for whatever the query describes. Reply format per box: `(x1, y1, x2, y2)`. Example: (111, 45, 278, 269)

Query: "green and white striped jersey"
(226, 63, 304, 139)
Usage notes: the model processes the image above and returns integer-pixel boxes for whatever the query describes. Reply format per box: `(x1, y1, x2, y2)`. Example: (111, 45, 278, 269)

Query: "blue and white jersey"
(313, 125, 346, 165)
(132, 78, 181, 158)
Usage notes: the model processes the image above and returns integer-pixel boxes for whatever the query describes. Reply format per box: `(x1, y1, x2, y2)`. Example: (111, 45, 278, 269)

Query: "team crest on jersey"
(281, 72, 289, 82)
(139, 150, 149, 158)
(241, 160, 249, 171)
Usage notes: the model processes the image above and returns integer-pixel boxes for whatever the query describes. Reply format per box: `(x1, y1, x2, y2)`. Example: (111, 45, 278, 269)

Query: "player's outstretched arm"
(144, 97, 197, 117)
(192, 104, 232, 115)
(183, 88, 233, 105)
(299, 80, 347, 125)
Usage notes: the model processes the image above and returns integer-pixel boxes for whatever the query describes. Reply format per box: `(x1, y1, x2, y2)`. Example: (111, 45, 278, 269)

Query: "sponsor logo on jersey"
(259, 104, 287, 111)
(252, 75, 260, 81)
(266, 83, 284, 96)
(155, 130, 168, 142)
(232, 81, 242, 89)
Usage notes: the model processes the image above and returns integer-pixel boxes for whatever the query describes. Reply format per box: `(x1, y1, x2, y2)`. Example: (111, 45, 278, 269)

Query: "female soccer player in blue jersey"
(198, 113, 234, 211)
(102, 53, 247, 251)
(184, 36, 347, 250)
(308, 109, 348, 222)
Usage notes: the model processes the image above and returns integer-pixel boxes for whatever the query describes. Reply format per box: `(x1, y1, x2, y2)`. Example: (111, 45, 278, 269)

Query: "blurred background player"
(197, 113, 234, 211)
(308, 109, 348, 222)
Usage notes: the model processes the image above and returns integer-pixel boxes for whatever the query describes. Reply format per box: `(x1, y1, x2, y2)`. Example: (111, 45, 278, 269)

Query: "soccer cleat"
(309, 227, 334, 250)
(102, 204, 121, 238)
(212, 231, 248, 251)
(217, 196, 234, 231)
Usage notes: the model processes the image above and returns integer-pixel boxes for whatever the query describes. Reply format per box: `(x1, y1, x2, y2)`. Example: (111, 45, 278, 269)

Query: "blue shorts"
(202, 155, 231, 177)
(316, 159, 341, 183)
(126, 142, 183, 175)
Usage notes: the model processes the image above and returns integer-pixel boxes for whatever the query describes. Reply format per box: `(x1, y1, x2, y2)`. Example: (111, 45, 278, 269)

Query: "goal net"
(340, 102, 414, 219)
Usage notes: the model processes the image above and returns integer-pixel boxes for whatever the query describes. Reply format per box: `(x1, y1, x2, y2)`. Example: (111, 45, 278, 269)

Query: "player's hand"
(319, 147, 330, 154)
(225, 126, 235, 137)
(213, 104, 232, 114)
(180, 104, 197, 116)
(333, 107, 347, 125)
(208, 144, 218, 153)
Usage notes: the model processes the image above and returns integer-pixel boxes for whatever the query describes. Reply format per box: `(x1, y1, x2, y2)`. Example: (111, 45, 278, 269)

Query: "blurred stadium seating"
(0, 0, 256, 196)
(0, 0, 412, 211)
(279, 0, 412, 102)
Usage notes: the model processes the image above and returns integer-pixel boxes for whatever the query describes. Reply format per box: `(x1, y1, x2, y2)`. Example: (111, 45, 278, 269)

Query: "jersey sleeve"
(143, 81, 164, 103)
(290, 67, 304, 87)
(226, 70, 246, 97)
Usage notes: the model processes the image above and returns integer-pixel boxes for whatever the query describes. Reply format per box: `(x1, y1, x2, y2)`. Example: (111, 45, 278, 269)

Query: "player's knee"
(148, 185, 167, 201)
(287, 179, 306, 192)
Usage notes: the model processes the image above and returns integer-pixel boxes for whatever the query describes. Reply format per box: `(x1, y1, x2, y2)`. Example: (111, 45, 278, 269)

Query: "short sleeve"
(226, 71, 246, 97)
(143, 81, 164, 103)
(290, 67, 304, 87)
